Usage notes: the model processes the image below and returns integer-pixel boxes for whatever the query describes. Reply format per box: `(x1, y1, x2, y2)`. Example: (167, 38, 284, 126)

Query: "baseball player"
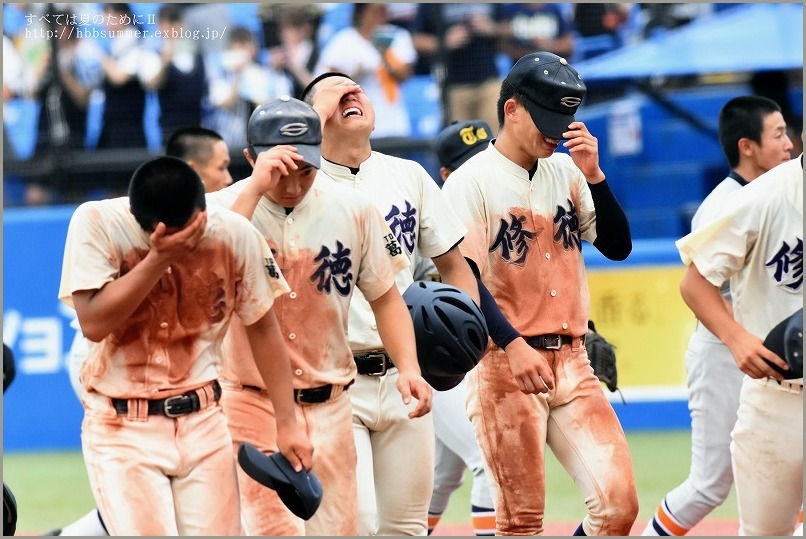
(676, 154, 803, 536)
(422, 120, 496, 536)
(642, 96, 794, 536)
(441, 52, 638, 535)
(206, 96, 418, 535)
(165, 126, 234, 193)
(300, 72, 480, 536)
(57, 156, 312, 535)
(50, 127, 235, 537)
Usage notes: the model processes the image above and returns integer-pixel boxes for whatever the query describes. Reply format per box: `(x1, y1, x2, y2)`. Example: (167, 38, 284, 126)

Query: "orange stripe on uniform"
(797, 508, 803, 524)
(656, 503, 689, 536)
(428, 514, 441, 529)
(472, 514, 496, 533)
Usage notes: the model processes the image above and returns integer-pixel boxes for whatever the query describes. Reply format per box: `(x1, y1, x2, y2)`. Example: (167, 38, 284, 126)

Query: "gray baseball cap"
(504, 51, 587, 140)
(247, 95, 322, 168)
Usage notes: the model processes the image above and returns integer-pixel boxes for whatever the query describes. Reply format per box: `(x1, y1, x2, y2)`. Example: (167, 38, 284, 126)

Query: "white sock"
(794, 522, 803, 536)
(641, 518, 662, 536)
(60, 508, 108, 536)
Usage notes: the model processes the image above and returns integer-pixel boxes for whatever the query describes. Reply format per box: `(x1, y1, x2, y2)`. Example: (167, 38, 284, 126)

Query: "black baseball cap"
(503, 51, 587, 140)
(247, 95, 322, 168)
(434, 120, 492, 170)
(237, 442, 323, 521)
(763, 308, 803, 379)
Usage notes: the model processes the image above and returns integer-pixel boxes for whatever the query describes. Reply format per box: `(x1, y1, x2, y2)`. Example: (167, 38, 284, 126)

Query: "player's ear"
(244, 148, 256, 168)
(737, 137, 754, 158)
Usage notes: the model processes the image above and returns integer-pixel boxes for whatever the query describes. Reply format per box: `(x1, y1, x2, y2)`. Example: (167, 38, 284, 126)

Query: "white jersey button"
(160, 322, 168, 328)
(562, 323, 568, 330)
(545, 253, 551, 259)
(289, 240, 296, 247)
(287, 217, 294, 225)
(155, 357, 162, 364)
(289, 333, 297, 340)
(371, 323, 377, 330)
(550, 290, 557, 297)
(289, 292, 297, 299)
(294, 369, 303, 376)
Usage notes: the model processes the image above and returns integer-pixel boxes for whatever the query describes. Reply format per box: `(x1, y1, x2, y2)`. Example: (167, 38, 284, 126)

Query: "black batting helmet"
(403, 280, 489, 391)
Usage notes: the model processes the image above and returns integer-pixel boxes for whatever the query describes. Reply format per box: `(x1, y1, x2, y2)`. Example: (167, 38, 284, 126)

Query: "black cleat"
(43, 528, 62, 536)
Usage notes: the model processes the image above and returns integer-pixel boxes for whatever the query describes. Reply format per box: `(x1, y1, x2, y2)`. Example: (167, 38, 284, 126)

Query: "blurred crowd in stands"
(1, 2, 792, 206)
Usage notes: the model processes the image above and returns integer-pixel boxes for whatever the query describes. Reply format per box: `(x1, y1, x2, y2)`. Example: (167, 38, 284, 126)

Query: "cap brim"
(447, 141, 489, 171)
(522, 98, 575, 140)
(252, 143, 322, 169)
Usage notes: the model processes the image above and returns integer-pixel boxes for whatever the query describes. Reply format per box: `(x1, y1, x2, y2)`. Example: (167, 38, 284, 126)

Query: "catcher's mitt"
(585, 321, 625, 404)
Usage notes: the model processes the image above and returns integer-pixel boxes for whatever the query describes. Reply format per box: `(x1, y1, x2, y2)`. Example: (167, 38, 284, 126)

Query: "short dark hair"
(299, 71, 351, 104)
(128, 156, 206, 232)
(165, 127, 224, 164)
(496, 80, 528, 129)
(718, 96, 783, 168)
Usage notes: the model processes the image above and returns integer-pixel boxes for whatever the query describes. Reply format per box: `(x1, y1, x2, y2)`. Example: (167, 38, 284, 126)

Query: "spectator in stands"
(410, 4, 506, 135)
(207, 25, 294, 150)
(572, 3, 630, 60)
(96, 3, 152, 149)
(314, 3, 417, 139)
(261, 3, 322, 99)
(500, 3, 576, 63)
(165, 127, 233, 193)
(142, 4, 208, 146)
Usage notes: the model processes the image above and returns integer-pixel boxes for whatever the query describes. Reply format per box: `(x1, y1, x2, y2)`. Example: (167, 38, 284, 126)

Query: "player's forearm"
(245, 310, 298, 429)
(680, 263, 744, 347)
(229, 180, 264, 221)
(432, 247, 480, 305)
(370, 286, 421, 376)
(589, 179, 632, 261)
(72, 253, 171, 341)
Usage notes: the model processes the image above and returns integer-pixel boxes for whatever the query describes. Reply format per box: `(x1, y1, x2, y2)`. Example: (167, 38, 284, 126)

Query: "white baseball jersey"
(207, 178, 409, 387)
(318, 152, 467, 351)
(442, 142, 598, 337)
(676, 157, 803, 343)
(58, 198, 288, 399)
(689, 175, 746, 342)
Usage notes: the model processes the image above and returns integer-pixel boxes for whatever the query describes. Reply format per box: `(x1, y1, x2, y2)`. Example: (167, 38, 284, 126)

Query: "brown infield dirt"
(432, 518, 739, 536)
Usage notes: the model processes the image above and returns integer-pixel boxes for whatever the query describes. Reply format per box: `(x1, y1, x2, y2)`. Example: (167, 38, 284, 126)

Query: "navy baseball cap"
(504, 51, 587, 140)
(434, 120, 492, 171)
(247, 96, 322, 168)
(237, 442, 323, 520)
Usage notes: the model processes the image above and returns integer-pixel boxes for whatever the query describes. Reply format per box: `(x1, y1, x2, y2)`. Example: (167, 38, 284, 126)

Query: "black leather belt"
(242, 381, 354, 404)
(354, 351, 395, 376)
(112, 380, 221, 418)
(524, 334, 585, 350)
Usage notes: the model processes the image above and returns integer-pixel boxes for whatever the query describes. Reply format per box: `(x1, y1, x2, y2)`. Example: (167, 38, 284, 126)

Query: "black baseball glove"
(585, 320, 625, 403)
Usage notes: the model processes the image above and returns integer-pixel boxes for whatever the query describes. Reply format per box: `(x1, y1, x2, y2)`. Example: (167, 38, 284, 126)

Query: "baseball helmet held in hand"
(763, 308, 803, 379)
(237, 442, 323, 520)
(403, 280, 489, 391)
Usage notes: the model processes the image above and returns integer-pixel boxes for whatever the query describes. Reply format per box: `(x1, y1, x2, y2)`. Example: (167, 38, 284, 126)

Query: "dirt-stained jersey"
(207, 178, 409, 387)
(443, 143, 598, 338)
(318, 151, 466, 351)
(58, 198, 288, 399)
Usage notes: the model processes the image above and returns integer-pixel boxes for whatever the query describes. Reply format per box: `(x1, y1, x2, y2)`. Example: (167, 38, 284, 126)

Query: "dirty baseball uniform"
(442, 142, 637, 535)
(650, 174, 747, 534)
(58, 198, 287, 536)
(676, 156, 803, 536)
(207, 178, 408, 536)
(319, 151, 466, 535)
(413, 255, 495, 531)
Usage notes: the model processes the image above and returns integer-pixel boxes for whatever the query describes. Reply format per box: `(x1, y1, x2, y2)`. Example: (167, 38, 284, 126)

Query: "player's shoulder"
(313, 178, 379, 218)
(206, 178, 246, 208)
(539, 152, 579, 176)
(369, 150, 427, 173)
(71, 196, 129, 222)
(733, 158, 801, 208)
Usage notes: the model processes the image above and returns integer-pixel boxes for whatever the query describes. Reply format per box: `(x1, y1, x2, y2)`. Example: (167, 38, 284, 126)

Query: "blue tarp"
(574, 3, 803, 81)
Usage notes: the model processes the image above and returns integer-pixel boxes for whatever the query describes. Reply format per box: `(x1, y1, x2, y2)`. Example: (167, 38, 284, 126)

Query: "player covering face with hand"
(207, 95, 416, 535)
(442, 51, 638, 535)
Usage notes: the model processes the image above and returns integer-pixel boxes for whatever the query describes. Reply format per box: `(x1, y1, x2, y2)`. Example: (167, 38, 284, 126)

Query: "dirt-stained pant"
(351, 368, 435, 536)
(81, 389, 241, 536)
(221, 381, 358, 536)
(731, 377, 803, 536)
(466, 345, 639, 536)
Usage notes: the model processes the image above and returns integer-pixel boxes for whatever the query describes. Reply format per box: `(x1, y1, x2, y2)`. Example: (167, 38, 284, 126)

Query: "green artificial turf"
(3, 430, 737, 534)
